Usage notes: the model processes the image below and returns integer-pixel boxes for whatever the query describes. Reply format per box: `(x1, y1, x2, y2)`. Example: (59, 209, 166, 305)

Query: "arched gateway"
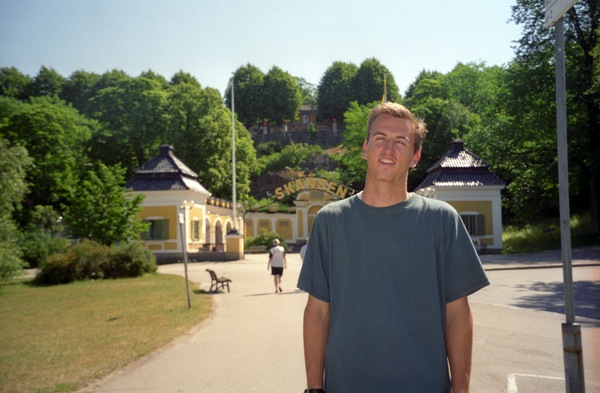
(245, 178, 356, 246)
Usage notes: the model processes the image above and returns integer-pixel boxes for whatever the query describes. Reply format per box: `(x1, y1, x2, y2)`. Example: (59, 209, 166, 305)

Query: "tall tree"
(62, 163, 146, 246)
(0, 67, 33, 100)
(510, 0, 599, 231)
(60, 70, 102, 114)
(351, 58, 400, 104)
(0, 139, 32, 284)
(225, 64, 265, 127)
(263, 66, 302, 126)
(27, 66, 66, 98)
(0, 96, 95, 213)
(317, 61, 358, 122)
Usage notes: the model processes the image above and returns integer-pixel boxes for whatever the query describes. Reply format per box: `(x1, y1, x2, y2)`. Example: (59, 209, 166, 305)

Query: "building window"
(460, 214, 485, 236)
(191, 219, 200, 241)
(142, 219, 169, 240)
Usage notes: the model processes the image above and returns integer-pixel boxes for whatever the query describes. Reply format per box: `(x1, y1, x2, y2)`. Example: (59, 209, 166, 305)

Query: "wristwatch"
(304, 389, 325, 393)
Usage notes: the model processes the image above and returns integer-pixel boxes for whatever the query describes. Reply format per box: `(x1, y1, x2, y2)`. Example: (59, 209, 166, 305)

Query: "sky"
(0, 0, 524, 96)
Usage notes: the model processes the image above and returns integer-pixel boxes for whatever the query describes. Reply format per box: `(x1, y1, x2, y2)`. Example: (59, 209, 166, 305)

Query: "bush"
(246, 230, 289, 251)
(35, 240, 110, 285)
(18, 230, 70, 268)
(35, 241, 157, 285)
(104, 242, 157, 278)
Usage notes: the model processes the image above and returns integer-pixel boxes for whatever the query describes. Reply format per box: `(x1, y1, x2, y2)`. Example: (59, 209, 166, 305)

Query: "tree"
(263, 66, 302, 126)
(62, 163, 146, 246)
(339, 101, 376, 189)
(0, 139, 32, 285)
(296, 76, 317, 106)
(0, 96, 95, 212)
(509, 0, 599, 230)
(26, 66, 66, 97)
(0, 67, 33, 100)
(225, 64, 265, 127)
(88, 73, 168, 176)
(60, 70, 101, 114)
(351, 58, 400, 104)
(317, 61, 358, 122)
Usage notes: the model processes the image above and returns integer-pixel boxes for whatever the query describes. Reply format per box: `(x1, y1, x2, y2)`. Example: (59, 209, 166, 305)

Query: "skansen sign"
(274, 177, 356, 200)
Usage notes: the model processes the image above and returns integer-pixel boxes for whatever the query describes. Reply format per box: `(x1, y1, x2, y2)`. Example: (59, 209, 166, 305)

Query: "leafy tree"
(0, 96, 95, 212)
(257, 142, 323, 174)
(60, 70, 101, 114)
(508, 0, 599, 229)
(339, 101, 376, 189)
(88, 73, 168, 176)
(296, 76, 317, 106)
(0, 67, 33, 100)
(164, 80, 257, 201)
(317, 61, 358, 122)
(351, 58, 400, 104)
(170, 70, 201, 87)
(0, 139, 32, 285)
(26, 66, 66, 97)
(226, 64, 266, 127)
(263, 66, 302, 126)
(62, 163, 147, 246)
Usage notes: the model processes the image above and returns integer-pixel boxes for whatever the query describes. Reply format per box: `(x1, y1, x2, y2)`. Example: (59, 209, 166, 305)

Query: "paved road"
(79, 247, 600, 393)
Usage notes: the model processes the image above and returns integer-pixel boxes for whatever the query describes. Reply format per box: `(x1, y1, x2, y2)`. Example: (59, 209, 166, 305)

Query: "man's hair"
(366, 102, 428, 152)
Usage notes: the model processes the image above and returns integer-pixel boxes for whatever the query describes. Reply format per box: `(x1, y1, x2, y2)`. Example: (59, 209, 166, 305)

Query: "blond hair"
(366, 102, 428, 152)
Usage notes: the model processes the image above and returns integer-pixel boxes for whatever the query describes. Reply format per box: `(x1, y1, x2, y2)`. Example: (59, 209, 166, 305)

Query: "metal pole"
(179, 208, 192, 309)
(231, 75, 237, 230)
(555, 16, 585, 392)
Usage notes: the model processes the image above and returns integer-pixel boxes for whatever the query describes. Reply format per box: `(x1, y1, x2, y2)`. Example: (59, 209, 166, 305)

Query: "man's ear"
(362, 139, 368, 160)
(411, 149, 422, 167)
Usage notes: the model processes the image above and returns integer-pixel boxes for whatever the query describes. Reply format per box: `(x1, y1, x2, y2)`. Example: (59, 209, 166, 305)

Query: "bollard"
(562, 323, 585, 393)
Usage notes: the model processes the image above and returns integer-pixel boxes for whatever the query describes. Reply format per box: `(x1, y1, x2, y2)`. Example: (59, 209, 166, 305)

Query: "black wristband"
(304, 390, 325, 393)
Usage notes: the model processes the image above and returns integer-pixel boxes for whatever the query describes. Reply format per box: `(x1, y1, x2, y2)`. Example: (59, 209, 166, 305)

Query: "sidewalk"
(80, 253, 308, 393)
(481, 244, 600, 270)
(79, 246, 600, 392)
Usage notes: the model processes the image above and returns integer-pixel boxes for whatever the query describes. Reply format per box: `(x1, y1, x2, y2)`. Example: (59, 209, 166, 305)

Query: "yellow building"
(415, 140, 506, 252)
(126, 145, 244, 263)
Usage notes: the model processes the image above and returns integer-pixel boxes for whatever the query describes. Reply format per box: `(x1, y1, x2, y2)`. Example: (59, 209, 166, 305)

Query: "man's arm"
(303, 294, 330, 389)
(445, 296, 473, 393)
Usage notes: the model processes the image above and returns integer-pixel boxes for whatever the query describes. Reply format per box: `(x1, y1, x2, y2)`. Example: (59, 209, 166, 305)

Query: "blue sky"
(0, 0, 523, 95)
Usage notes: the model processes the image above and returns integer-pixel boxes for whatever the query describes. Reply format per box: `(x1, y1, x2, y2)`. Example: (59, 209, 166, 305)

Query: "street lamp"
(179, 200, 194, 309)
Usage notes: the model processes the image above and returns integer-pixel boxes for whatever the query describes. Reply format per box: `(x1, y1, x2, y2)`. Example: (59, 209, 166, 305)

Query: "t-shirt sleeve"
(443, 208, 490, 303)
(297, 213, 330, 302)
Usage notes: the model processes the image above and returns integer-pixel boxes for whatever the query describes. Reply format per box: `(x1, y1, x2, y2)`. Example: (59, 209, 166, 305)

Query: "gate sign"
(544, 0, 578, 28)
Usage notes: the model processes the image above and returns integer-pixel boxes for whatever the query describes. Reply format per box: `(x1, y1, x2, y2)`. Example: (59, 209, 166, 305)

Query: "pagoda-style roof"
(126, 145, 211, 195)
(415, 140, 505, 190)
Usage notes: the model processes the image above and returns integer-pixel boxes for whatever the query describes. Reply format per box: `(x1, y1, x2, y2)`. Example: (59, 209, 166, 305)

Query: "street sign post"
(545, 0, 585, 391)
(544, 0, 577, 28)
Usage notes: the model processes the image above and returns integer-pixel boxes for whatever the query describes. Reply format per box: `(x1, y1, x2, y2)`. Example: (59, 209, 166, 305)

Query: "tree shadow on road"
(512, 280, 600, 322)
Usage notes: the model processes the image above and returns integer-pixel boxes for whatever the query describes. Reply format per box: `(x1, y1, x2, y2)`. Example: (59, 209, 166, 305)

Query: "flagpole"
(230, 75, 237, 230)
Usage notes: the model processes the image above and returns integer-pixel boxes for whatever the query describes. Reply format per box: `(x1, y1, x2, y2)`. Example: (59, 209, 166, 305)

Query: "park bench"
(205, 269, 232, 293)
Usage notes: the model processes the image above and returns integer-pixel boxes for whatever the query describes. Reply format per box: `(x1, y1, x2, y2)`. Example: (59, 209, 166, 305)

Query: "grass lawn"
(0, 273, 212, 393)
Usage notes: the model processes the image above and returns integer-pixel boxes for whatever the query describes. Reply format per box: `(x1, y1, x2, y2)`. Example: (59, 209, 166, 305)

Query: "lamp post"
(179, 200, 194, 309)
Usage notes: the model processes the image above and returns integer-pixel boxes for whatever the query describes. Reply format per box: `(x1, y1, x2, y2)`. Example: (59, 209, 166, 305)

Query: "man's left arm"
(445, 296, 473, 393)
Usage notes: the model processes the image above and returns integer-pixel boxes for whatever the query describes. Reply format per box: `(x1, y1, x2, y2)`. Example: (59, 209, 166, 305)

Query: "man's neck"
(360, 183, 411, 207)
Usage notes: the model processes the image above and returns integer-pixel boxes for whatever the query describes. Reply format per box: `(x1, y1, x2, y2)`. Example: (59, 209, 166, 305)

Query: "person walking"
(298, 102, 489, 393)
(268, 239, 286, 293)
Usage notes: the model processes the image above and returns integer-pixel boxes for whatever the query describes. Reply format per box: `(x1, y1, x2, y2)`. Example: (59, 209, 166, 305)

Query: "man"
(297, 102, 489, 393)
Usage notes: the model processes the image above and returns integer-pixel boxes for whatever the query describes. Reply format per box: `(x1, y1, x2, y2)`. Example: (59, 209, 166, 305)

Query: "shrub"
(246, 230, 289, 251)
(35, 241, 156, 285)
(35, 240, 110, 285)
(18, 230, 70, 268)
(105, 242, 157, 278)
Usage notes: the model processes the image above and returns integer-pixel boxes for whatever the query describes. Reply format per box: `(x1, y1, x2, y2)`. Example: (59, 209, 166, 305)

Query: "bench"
(205, 269, 232, 293)
(246, 245, 267, 254)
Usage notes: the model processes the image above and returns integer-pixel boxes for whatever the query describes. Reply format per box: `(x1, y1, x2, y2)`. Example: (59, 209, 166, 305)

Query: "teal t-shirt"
(297, 193, 489, 393)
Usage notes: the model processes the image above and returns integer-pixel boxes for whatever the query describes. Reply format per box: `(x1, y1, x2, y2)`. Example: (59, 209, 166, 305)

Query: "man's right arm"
(303, 294, 330, 389)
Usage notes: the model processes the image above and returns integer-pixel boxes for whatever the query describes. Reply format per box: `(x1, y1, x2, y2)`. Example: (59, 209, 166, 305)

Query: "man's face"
(362, 114, 421, 183)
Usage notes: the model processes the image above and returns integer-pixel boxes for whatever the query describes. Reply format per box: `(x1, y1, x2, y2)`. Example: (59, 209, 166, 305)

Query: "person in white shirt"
(268, 239, 287, 293)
